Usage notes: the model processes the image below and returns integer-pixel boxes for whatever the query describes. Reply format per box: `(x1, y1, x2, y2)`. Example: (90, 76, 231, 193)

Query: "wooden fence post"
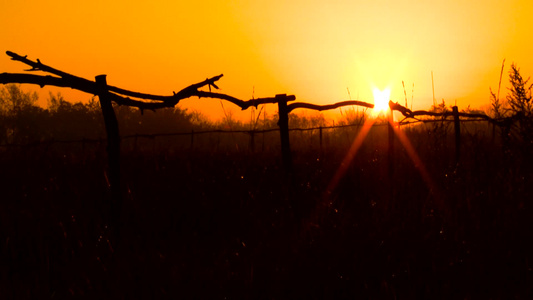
(452, 106, 460, 165)
(95, 75, 122, 239)
(277, 94, 293, 173)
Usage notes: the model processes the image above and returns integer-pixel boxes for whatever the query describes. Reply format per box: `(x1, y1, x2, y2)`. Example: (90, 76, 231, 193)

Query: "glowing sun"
(372, 87, 391, 117)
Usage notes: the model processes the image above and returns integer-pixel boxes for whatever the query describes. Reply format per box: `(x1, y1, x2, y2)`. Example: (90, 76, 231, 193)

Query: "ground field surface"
(1, 125, 532, 299)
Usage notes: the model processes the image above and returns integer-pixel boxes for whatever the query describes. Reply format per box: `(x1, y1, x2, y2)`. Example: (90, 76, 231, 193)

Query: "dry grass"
(1, 121, 532, 299)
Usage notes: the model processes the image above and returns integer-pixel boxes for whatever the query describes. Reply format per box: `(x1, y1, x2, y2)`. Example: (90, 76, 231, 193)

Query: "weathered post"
(95, 75, 122, 239)
(277, 94, 293, 173)
(452, 106, 460, 165)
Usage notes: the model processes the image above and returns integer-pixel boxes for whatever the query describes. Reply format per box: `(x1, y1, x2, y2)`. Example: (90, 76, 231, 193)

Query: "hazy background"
(1, 0, 532, 121)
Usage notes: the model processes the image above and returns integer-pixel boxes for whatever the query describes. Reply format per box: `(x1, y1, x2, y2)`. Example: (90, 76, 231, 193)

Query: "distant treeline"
(0, 84, 367, 145)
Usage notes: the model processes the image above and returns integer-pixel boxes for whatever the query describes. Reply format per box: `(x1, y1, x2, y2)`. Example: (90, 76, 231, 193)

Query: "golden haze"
(1, 0, 532, 121)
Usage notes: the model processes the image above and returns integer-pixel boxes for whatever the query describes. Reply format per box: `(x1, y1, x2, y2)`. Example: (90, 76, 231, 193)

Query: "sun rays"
(392, 124, 439, 191)
(326, 98, 440, 204)
(326, 116, 377, 194)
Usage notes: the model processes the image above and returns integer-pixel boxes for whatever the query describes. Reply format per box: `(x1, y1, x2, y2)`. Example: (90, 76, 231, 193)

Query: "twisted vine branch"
(0, 51, 303, 112)
(287, 100, 374, 113)
(389, 101, 493, 121)
(0, 51, 237, 109)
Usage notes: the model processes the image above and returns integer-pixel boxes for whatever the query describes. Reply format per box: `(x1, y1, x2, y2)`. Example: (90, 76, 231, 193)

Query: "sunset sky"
(1, 0, 532, 121)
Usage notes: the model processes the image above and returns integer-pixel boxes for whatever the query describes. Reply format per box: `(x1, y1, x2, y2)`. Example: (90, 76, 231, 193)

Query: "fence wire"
(0, 117, 498, 148)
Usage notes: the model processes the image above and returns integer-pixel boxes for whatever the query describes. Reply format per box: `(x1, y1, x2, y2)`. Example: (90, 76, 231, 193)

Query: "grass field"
(1, 119, 532, 299)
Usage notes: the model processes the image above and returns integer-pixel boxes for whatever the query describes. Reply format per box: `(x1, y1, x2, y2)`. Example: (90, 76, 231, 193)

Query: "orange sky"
(1, 0, 532, 121)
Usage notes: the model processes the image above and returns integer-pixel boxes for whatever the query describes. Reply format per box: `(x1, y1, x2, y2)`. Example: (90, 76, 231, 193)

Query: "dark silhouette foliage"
(0, 85, 203, 145)
(507, 63, 533, 117)
(507, 64, 533, 148)
(490, 63, 533, 154)
(0, 84, 43, 144)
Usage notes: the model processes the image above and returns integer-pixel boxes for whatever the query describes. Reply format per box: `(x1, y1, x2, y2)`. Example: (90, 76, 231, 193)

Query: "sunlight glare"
(391, 125, 441, 205)
(326, 117, 376, 194)
(372, 87, 391, 117)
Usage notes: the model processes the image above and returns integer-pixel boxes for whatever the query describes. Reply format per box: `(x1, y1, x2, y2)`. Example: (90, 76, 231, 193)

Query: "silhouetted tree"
(0, 84, 44, 144)
(0, 83, 38, 113)
(45, 92, 105, 140)
(115, 106, 199, 136)
(336, 107, 366, 126)
(288, 111, 327, 128)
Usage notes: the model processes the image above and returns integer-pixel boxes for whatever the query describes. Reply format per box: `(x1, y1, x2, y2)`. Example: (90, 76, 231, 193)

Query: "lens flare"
(326, 117, 377, 194)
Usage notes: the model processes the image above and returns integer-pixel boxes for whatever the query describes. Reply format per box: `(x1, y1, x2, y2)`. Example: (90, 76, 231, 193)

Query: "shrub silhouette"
(490, 63, 533, 155)
(507, 63, 533, 117)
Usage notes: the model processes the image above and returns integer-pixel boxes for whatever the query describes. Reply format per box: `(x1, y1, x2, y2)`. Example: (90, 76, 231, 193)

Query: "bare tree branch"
(2, 51, 234, 109)
(287, 100, 373, 113)
(5, 51, 504, 124)
(3, 52, 301, 112)
(389, 101, 493, 121)
(7, 51, 80, 79)
(0, 72, 180, 110)
(0, 73, 79, 89)
(247, 94, 296, 109)
(192, 92, 296, 110)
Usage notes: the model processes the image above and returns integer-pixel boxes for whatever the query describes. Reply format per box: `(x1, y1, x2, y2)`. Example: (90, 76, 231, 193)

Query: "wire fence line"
(0, 117, 490, 149)
(398, 118, 491, 125)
